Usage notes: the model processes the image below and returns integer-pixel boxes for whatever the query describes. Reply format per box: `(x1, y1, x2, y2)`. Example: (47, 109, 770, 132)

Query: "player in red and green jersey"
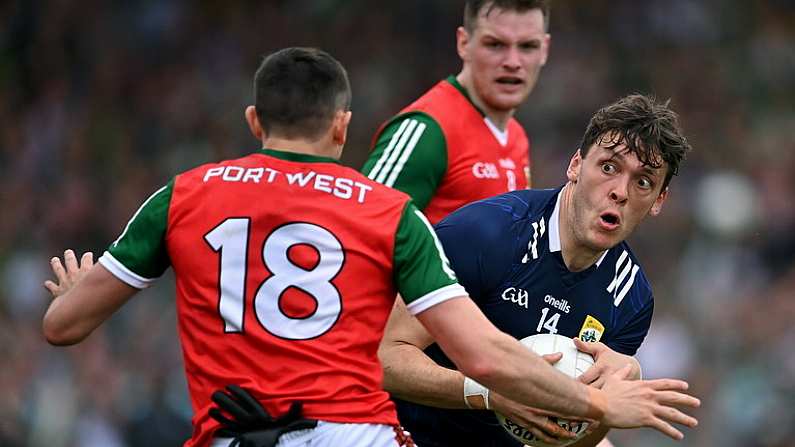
(43, 47, 700, 447)
(362, 0, 551, 224)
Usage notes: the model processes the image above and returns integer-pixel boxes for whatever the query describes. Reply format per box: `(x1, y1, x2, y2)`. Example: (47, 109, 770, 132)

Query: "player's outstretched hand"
(600, 365, 700, 440)
(574, 338, 641, 388)
(489, 353, 579, 445)
(44, 249, 94, 299)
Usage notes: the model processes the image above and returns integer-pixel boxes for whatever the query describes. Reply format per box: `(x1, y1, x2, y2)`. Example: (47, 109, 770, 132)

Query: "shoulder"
(436, 189, 555, 240)
(600, 241, 653, 305)
(481, 188, 558, 220)
(400, 80, 473, 126)
(372, 110, 444, 146)
(334, 164, 414, 202)
(402, 79, 459, 112)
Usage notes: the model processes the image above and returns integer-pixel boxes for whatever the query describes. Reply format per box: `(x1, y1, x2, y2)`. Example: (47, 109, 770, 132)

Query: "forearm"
(43, 292, 97, 345)
(380, 343, 468, 409)
(468, 329, 600, 420)
(417, 298, 604, 421)
(43, 264, 137, 345)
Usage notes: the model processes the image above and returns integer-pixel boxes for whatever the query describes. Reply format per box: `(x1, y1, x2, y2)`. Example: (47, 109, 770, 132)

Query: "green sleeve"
(394, 201, 467, 315)
(361, 112, 447, 210)
(99, 180, 173, 288)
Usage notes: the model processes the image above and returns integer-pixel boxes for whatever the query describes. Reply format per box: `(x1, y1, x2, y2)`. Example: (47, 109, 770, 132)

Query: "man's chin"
(485, 90, 529, 110)
(485, 97, 525, 113)
(587, 233, 621, 252)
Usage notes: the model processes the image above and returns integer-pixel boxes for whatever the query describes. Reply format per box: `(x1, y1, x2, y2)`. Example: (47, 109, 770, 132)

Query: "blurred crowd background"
(2, 1, 794, 446)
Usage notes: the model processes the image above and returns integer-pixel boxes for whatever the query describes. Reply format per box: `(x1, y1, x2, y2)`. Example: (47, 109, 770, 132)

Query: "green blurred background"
(1, 1, 794, 446)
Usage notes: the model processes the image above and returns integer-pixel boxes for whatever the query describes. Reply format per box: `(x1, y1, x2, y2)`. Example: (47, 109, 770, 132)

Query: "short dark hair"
(464, 0, 550, 32)
(579, 94, 691, 190)
(254, 47, 351, 141)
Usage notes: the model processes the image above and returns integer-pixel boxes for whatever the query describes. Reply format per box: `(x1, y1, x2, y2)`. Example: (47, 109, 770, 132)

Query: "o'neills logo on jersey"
(501, 287, 528, 309)
(472, 162, 500, 179)
(544, 294, 571, 313)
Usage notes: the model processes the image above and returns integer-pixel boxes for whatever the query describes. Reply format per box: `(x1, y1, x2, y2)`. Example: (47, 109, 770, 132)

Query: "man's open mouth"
(496, 77, 523, 85)
(600, 212, 621, 228)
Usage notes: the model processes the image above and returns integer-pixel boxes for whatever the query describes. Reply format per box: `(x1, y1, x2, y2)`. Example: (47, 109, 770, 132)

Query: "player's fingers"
(43, 280, 60, 296)
(518, 417, 574, 444)
(80, 251, 94, 271)
(542, 352, 563, 365)
(577, 365, 599, 384)
(611, 364, 632, 380)
(656, 390, 701, 409)
(590, 376, 606, 389)
(646, 378, 690, 392)
(527, 425, 567, 445)
(534, 417, 575, 440)
(63, 249, 79, 274)
(647, 416, 685, 441)
(572, 337, 600, 354)
(583, 419, 600, 435)
(654, 404, 698, 428)
(50, 257, 68, 284)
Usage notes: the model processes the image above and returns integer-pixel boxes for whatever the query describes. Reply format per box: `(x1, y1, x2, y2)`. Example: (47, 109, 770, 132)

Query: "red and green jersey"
(362, 76, 530, 224)
(99, 149, 465, 447)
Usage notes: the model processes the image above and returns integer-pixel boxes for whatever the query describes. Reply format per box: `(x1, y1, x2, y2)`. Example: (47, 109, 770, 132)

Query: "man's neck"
(558, 184, 606, 272)
(456, 72, 514, 131)
(261, 137, 340, 159)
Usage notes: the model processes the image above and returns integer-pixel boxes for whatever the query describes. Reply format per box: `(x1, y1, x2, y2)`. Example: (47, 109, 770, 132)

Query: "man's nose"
(609, 178, 629, 204)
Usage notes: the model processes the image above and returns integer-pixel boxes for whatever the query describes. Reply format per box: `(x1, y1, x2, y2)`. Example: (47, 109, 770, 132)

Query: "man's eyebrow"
(606, 149, 665, 176)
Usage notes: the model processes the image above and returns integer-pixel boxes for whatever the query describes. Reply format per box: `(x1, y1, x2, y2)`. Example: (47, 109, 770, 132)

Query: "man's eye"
(487, 42, 504, 49)
(601, 163, 616, 174)
(638, 177, 653, 189)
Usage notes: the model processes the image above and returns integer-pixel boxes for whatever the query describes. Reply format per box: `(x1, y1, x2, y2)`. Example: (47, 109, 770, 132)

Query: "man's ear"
(566, 149, 582, 183)
(245, 106, 264, 141)
(456, 26, 470, 61)
(332, 110, 352, 146)
(540, 33, 551, 66)
(649, 187, 669, 216)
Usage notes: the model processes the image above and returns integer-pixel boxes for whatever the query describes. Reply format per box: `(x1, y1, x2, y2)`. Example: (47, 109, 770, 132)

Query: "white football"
(495, 333, 594, 447)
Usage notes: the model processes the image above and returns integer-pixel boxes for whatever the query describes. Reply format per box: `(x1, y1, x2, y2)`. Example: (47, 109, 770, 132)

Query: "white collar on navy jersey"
(550, 186, 609, 267)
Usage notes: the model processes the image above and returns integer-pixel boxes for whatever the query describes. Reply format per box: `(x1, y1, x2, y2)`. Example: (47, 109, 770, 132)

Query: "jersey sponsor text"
(544, 294, 572, 313)
(501, 287, 529, 309)
(203, 166, 373, 203)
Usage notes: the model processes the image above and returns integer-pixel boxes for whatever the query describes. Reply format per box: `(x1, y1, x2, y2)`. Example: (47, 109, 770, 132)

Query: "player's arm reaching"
(43, 182, 172, 345)
(390, 202, 700, 441)
(381, 297, 575, 444)
(42, 250, 137, 345)
(362, 112, 446, 210)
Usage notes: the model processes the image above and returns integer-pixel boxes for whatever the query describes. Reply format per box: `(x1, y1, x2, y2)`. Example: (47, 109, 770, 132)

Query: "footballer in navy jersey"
(393, 187, 654, 446)
(379, 94, 694, 447)
(436, 187, 653, 355)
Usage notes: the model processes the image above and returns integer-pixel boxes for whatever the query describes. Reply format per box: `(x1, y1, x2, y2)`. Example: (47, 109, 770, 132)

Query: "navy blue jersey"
(395, 187, 654, 447)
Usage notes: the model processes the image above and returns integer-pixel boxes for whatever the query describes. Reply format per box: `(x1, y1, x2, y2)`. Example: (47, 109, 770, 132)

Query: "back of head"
(254, 47, 351, 142)
(464, 0, 550, 32)
(578, 94, 691, 189)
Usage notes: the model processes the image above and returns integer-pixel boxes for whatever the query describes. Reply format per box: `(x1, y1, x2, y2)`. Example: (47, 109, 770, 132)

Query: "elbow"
(458, 357, 502, 385)
(42, 315, 85, 346)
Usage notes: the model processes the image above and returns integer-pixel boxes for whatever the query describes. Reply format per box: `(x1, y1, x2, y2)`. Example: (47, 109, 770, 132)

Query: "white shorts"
(211, 421, 413, 447)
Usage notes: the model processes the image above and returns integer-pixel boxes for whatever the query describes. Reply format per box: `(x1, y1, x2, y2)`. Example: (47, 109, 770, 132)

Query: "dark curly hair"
(579, 94, 691, 190)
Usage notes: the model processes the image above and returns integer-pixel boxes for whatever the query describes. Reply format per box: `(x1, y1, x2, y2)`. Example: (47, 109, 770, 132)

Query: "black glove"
(209, 385, 318, 447)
